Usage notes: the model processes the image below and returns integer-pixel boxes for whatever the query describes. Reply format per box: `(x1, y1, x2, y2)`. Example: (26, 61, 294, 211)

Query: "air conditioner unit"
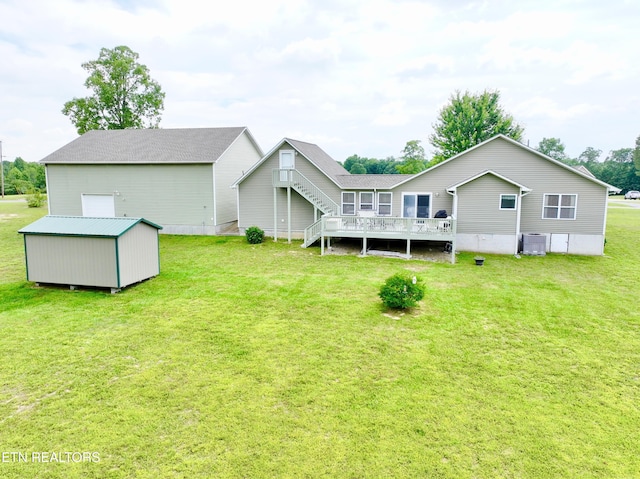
(522, 233, 546, 255)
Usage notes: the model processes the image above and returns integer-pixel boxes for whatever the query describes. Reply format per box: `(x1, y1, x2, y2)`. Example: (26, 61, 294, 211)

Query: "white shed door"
(81, 194, 115, 217)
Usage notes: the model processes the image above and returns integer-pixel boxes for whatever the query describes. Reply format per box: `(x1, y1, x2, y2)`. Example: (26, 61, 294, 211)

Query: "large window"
(342, 192, 356, 215)
(500, 194, 517, 210)
(402, 193, 431, 218)
(378, 192, 392, 216)
(543, 194, 577, 219)
(359, 192, 374, 211)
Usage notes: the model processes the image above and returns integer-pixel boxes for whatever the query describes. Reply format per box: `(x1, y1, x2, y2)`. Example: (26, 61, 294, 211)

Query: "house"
(42, 127, 263, 234)
(19, 216, 162, 293)
(234, 135, 620, 258)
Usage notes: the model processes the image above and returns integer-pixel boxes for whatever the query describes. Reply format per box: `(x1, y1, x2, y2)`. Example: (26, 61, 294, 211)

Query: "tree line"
(2, 158, 46, 195)
(340, 90, 640, 194)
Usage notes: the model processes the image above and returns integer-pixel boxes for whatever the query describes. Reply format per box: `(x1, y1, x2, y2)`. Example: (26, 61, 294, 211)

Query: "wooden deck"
(313, 216, 457, 263)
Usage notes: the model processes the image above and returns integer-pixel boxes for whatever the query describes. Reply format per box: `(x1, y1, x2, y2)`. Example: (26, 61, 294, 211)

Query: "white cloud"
(0, 0, 638, 163)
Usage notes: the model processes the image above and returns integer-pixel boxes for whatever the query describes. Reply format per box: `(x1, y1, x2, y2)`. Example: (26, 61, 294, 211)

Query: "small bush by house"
(245, 226, 265, 244)
(379, 273, 425, 309)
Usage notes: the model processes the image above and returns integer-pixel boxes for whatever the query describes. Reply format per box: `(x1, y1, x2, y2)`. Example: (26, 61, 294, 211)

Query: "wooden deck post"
(406, 238, 411, 258)
(287, 186, 291, 244)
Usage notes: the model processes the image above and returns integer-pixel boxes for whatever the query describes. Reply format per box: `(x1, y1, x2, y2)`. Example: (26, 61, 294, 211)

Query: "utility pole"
(0, 140, 4, 199)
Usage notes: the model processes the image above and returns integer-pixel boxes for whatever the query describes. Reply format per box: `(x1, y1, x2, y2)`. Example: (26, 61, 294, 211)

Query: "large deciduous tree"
(536, 137, 568, 162)
(396, 140, 428, 174)
(62, 46, 165, 134)
(429, 89, 524, 164)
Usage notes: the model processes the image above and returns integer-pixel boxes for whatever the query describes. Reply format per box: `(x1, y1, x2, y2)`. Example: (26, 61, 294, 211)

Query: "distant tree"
(62, 46, 165, 135)
(592, 148, 639, 193)
(397, 140, 428, 174)
(350, 163, 367, 174)
(536, 137, 568, 162)
(429, 89, 524, 164)
(634, 134, 640, 178)
(341, 155, 402, 174)
(577, 147, 602, 164)
(2, 157, 46, 194)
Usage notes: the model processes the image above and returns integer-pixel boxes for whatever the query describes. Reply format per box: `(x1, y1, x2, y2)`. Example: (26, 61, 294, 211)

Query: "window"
(359, 192, 374, 210)
(378, 192, 392, 216)
(543, 194, 577, 219)
(500, 194, 517, 210)
(402, 193, 431, 218)
(342, 192, 356, 215)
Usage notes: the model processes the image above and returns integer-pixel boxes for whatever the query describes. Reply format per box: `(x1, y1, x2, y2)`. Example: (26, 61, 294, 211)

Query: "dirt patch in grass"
(324, 237, 454, 262)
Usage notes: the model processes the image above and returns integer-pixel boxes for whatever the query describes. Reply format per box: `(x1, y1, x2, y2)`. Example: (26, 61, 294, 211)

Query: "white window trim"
(377, 192, 392, 216)
(342, 191, 356, 216)
(401, 192, 432, 218)
(500, 194, 517, 210)
(359, 192, 374, 211)
(279, 149, 295, 169)
(542, 193, 578, 220)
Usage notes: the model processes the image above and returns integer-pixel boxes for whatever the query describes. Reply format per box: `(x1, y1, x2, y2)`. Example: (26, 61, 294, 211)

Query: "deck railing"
(303, 218, 323, 247)
(321, 215, 456, 240)
(273, 169, 340, 216)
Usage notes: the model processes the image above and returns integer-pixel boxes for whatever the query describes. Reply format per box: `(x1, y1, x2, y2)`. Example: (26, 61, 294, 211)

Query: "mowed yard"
(0, 200, 638, 478)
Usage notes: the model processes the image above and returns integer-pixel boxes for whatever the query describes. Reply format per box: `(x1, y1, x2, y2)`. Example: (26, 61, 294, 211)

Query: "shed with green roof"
(19, 216, 162, 293)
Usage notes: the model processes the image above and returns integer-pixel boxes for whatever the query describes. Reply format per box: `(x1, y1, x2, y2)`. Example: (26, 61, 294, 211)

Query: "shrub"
(245, 226, 265, 244)
(379, 273, 425, 309)
(26, 190, 46, 208)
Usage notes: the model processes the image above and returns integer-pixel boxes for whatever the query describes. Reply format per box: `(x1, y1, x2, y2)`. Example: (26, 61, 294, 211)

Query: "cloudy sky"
(1, 0, 638, 164)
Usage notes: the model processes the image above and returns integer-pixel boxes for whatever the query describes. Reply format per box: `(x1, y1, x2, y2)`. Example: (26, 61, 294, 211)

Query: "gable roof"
(446, 170, 532, 192)
(233, 137, 412, 189)
(18, 216, 162, 237)
(392, 134, 621, 193)
(233, 138, 350, 187)
(41, 127, 262, 165)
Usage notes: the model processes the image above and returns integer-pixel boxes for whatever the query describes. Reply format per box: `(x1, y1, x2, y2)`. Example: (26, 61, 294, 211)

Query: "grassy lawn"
(0, 200, 638, 478)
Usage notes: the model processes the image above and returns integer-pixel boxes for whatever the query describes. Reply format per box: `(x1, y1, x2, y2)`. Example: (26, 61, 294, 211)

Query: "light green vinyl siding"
(238, 145, 341, 232)
(456, 175, 518, 234)
(47, 164, 214, 227)
(25, 235, 117, 287)
(214, 132, 263, 225)
(117, 224, 160, 287)
(394, 137, 607, 235)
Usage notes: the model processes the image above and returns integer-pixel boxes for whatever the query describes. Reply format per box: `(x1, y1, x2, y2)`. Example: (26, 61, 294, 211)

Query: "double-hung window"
(342, 192, 356, 215)
(543, 194, 577, 219)
(378, 192, 392, 216)
(359, 192, 374, 211)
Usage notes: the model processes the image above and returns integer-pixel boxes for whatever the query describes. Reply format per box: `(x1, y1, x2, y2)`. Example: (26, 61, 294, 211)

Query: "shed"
(19, 216, 162, 293)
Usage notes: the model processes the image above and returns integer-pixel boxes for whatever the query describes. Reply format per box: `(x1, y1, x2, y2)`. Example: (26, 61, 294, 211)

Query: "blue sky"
(1, 0, 638, 163)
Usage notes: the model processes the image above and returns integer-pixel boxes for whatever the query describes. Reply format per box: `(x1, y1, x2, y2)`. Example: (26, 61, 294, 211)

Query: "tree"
(536, 137, 568, 162)
(397, 140, 428, 174)
(634, 134, 640, 178)
(62, 46, 165, 134)
(429, 89, 524, 164)
(578, 147, 602, 164)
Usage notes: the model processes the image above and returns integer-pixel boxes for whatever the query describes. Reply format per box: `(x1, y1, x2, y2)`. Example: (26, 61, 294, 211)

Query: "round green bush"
(379, 273, 425, 309)
(245, 226, 265, 244)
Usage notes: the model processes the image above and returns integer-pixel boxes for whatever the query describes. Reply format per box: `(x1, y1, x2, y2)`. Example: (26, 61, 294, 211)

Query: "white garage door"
(81, 194, 115, 217)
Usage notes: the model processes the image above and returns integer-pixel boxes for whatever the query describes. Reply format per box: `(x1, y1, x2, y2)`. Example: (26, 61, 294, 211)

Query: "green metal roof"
(18, 216, 163, 237)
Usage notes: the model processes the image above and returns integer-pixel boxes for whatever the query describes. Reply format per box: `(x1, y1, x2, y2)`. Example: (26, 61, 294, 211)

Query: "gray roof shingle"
(336, 174, 413, 189)
(41, 127, 250, 164)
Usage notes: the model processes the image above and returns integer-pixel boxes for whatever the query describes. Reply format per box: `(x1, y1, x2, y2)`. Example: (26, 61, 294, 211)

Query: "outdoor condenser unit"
(522, 233, 546, 256)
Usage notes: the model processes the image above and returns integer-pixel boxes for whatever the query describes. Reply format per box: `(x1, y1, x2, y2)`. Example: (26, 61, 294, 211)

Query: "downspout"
(516, 190, 532, 255)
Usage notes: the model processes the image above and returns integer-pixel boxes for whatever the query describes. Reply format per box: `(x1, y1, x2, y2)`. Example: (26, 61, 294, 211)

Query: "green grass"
(0, 200, 638, 478)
